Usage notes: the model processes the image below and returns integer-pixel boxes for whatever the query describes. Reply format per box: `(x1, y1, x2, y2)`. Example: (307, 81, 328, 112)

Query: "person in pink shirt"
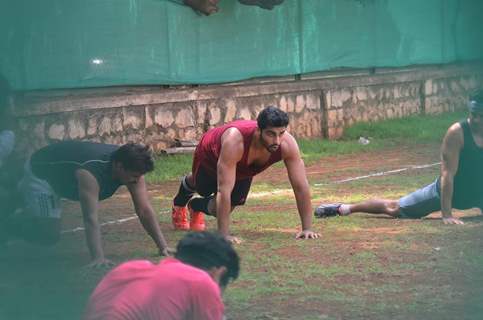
(84, 231, 240, 320)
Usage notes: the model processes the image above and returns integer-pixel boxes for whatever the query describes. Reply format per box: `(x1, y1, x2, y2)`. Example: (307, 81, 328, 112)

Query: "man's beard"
(259, 134, 280, 153)
(262, 139, 279, 153)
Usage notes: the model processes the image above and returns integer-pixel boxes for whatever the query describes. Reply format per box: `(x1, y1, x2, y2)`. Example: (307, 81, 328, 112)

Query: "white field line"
(61, 209, 171, 234)
(61, 162, 440, 234)
(313, 162, 440, 186)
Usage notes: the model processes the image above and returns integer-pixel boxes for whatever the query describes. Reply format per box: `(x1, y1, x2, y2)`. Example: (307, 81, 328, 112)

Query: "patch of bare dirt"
(361, 227, 409, 235)
(256, 144, 440, 185)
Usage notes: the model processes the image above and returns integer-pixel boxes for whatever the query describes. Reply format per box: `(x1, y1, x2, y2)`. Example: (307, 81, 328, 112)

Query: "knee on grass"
(9, 216, 61, 245)
(190, 196, 238, 217)
(190, 196, 216, 216)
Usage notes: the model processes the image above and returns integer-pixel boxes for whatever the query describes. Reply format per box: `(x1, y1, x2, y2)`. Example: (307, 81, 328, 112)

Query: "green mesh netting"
(1, 0, 482, 90)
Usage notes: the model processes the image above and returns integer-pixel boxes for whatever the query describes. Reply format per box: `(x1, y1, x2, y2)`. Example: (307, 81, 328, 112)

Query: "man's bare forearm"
(79, 192, 104, 260)
(216, 192, 232, 236)
(83, 217, 104, 260)
(294, 186, 313, 230)
(137, 209, 168, 250)
(78, 185, 105, 260)
(440, 174, 454, 218)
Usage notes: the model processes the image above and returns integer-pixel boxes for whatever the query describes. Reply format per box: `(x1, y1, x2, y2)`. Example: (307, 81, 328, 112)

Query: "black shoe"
(314, 203, 342, 218)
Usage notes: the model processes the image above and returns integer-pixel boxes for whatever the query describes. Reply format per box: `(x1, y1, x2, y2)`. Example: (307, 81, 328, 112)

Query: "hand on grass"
(85, 257, 115, 270)
(159, 247, 176, 256)
(225, 235, 243, 244)
(295, 230, 320, 240)
(442, 217, 464, 225)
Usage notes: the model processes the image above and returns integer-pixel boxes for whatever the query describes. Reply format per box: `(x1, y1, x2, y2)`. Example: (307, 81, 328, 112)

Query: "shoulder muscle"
(220, 128, 244, 163)
(281, 132, 301, 160)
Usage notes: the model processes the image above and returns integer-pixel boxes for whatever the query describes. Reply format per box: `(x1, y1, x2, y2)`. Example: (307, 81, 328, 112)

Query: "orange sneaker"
(188, 202, 206, 231)
(172, 205, 189, 230)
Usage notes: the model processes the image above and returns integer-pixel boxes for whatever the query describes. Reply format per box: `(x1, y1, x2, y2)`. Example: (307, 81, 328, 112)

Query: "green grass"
(299, 111, 465, 164)
(215, 150, 482, 319)
(146, 111, 465, 183)
(343, 111, 465, 141)
(145, 153, 192, 184)
(222, 200, 483, 319)
(5, 110, 483, 320)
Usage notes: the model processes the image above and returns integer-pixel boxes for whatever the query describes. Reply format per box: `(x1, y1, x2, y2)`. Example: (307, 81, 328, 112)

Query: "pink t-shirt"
(84, 258, 224, 320)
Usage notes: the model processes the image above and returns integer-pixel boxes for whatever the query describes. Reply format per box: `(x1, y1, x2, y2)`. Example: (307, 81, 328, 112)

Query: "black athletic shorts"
(194, 166, 252, 206)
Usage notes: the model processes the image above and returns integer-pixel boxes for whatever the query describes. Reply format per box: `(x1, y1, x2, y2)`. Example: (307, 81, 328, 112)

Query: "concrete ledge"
(14, 61, 483, 117)
(10, 61, 483, 155)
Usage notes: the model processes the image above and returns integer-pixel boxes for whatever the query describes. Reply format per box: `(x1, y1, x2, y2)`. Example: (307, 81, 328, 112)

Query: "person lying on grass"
(315, 90, 483, 225)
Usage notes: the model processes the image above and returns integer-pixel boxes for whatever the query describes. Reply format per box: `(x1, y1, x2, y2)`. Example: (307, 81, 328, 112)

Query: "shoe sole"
(190, 224, 205, 231)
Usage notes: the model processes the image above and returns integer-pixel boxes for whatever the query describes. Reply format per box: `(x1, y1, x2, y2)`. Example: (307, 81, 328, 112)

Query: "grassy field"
(222, 164, 483, 320)
(3, 110, 483, 320)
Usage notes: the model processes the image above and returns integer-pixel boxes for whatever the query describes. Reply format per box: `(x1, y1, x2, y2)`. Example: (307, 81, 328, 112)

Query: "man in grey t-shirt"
(10, 142, 172, 268)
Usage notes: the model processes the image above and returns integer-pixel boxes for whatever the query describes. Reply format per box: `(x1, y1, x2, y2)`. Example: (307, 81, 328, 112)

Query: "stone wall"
(423, 76, 476, 114)
(11, 62, 483, 155)
(324, 82, 422, 138)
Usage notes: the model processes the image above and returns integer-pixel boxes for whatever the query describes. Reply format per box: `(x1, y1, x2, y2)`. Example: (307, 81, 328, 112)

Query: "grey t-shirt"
(30, 141, 122, 201)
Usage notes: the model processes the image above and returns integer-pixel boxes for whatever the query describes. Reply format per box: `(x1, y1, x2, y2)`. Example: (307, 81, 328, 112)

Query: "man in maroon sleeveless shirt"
(172, 106, 320, 243)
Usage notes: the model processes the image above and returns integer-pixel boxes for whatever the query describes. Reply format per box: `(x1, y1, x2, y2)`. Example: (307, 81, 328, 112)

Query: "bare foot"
(184, 0, 219, 15)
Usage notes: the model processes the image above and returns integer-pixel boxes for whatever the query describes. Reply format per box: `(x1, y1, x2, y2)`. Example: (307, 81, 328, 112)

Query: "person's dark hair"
(257, 106, 289, 130)
(175, 232, 240, 288)
(110, 143, 154, 174)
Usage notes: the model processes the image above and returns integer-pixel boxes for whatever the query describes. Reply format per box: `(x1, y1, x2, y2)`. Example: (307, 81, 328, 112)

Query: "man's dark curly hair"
(175, 231, 240, 288)
(110, 143, 154, 174)
(257, 106, 289, 130)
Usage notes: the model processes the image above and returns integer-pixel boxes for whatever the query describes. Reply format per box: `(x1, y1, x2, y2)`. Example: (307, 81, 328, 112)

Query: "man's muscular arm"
(127, 176, 172, 256)
(216, 128, 244, 241)
(282, 133, 320, 239)
(76, 169, 114, 268)
(440, 123, 464, 225)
